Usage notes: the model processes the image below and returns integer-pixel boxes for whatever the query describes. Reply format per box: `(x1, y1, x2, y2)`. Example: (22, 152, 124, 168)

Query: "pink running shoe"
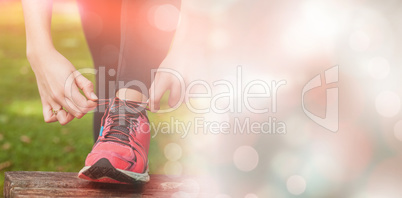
(78, 97, 150, 184)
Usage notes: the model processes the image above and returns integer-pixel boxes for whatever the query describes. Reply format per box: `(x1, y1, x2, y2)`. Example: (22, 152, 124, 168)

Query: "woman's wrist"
(26, 43, 55, 62)
(25, 45, 58, 74)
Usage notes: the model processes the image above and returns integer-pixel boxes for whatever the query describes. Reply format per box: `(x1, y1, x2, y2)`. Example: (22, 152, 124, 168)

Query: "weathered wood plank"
(4, 171, 217, 198)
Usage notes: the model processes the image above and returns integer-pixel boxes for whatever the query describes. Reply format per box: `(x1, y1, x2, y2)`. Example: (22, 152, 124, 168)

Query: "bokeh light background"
(1, 0, 402, 197)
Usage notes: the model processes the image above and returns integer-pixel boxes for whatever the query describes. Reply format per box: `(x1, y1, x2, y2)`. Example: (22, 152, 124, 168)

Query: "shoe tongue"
(110, 98, 126, 113)
(110, 98, 142, 118)
(110, 98, 140, 113)
(108, 125, 130, 142)
(107, 98, 140, 142)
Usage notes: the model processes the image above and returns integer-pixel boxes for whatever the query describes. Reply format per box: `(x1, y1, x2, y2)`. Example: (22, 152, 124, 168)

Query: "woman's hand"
(149, 50, 207, 113)
(22, 0, 96, 125)
(148, 55, 187, 112)
(148, 0, 212, 112)
(28, 49, 98, 125)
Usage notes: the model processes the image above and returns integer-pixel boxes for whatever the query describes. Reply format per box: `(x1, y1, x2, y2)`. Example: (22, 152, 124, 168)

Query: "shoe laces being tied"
(101, 98, 148, 144)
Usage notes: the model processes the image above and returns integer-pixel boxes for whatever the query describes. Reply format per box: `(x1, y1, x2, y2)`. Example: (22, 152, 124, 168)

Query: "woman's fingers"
(149, 73, 171, 112)
(168, 81, 184, 108)
(71, 72, 98, 112)
(68, 84, 97, 116)
(75, 73, 98, 101)
(56, 109, 74, 125)
(63, 97, 85, 118)
(38, 83, 58, 123)
(63, 73, 97, 118)
(41, 99, 75, 126)
(42, 101, 58, 123)
(149, 69, 187, 112)
(45, 83, 96, 122)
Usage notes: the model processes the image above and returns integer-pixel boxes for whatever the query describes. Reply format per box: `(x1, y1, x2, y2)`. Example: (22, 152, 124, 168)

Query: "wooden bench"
(4, 171, 217, 197)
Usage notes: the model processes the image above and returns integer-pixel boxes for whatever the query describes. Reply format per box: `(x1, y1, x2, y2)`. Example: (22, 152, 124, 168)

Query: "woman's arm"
(22, 0, 54, 58)
(22, 0, 97, 125)
(149, 0, 210, 112)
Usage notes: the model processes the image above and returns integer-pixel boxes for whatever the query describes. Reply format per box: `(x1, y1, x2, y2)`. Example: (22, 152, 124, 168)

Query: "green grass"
(0, 1, 187, 194)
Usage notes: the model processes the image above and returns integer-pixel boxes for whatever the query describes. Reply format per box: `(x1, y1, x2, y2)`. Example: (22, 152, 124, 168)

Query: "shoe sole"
(78, 158, 150, 184)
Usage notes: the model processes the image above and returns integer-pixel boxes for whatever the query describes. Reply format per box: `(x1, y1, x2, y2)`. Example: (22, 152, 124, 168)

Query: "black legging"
(77, 0, 180, 141)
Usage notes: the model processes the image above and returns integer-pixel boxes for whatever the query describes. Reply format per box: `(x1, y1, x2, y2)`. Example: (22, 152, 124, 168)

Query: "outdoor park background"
(1, 0, 402, 197)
